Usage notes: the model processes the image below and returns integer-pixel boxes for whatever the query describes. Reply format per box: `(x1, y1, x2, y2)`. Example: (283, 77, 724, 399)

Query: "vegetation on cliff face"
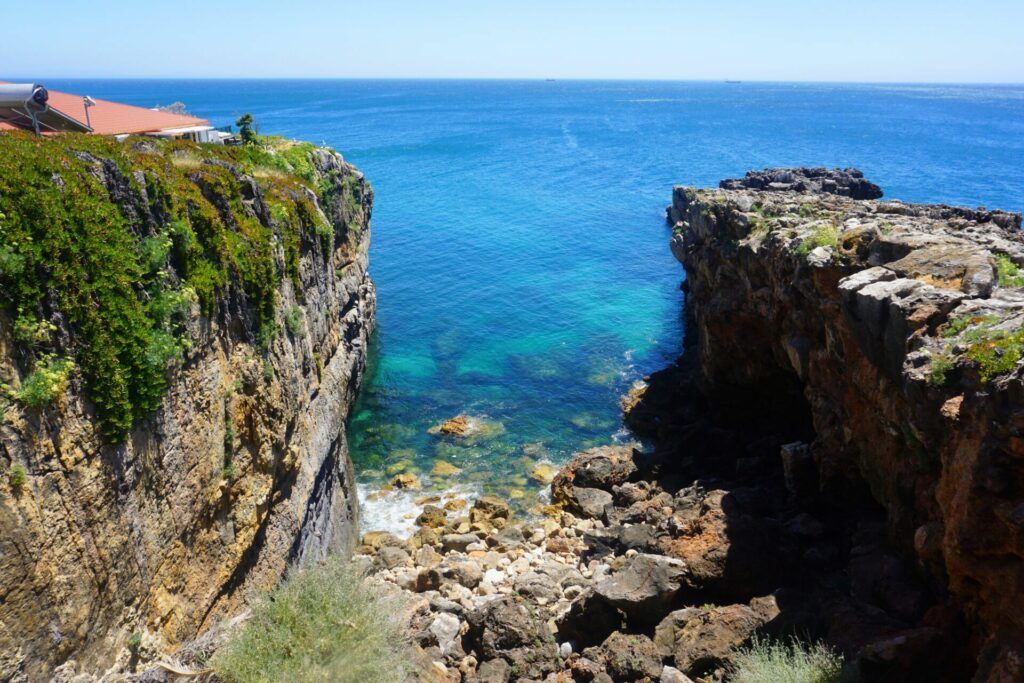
(0, 132, 351, 439)
(212, 559, 411, 683)
(729, 637, 842, 683)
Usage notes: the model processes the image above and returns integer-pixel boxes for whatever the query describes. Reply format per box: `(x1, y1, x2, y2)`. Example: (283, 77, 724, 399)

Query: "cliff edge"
(0, 133, 375, 678)
(666, 170, 1023, 680)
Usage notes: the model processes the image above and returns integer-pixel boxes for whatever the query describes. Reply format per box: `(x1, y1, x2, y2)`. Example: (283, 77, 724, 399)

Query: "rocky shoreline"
(351, 168, 1024, 683)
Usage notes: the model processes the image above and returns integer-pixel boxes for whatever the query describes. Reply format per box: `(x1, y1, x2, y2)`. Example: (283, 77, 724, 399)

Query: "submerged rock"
(433, 414, 475, 436)
(390, 472, 423, 490)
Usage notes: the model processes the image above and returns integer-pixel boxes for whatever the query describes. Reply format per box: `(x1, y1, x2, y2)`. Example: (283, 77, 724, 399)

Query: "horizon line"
(7, 76, 1024, 87)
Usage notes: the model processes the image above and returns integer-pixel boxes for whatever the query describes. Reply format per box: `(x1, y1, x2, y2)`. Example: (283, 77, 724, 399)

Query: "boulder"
(472, 496, 511, 521)
(465, 597, 559, 679)
(513, 572, 562, 604)
(441, 533, 479, 553)
(653, 603, 771, 676)
(449, 560, 483, 589)
(594, 554, 687, 625)
(435, 415, 474, 436)
(377, 546, 412, 569)
(563, 487, 613, 520)
(660, 666, 695, 683)
(390, 472, 422, 490)
(417, 505, 448, 528)
(557, 589, 623, 648)
(476, 658, 511, 683)
(362, 531, 404, 549)
(587, 632, 663, 682)
(552, 445, 638, 501)
(429, 612, 463, 656)
(432, 460, 463, 476)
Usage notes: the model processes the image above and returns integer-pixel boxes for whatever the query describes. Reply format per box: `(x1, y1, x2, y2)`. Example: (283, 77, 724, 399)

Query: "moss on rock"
(0, 131, 356, 440)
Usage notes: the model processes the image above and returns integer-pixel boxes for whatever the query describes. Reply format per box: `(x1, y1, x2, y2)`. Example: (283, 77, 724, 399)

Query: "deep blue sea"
(28, 79, 1024, 529)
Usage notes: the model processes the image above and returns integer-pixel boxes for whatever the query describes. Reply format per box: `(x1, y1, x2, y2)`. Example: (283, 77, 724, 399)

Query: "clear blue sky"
(4, 0, 1022, 82)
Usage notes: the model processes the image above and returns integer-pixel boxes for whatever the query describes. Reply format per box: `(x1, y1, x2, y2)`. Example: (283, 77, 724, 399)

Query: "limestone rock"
(594, 553, 687, 625)
(562, 486, 613, 519)
(654, 603, 769, 675)
(472, 496, 511, 521)
(667, 172, 1024, 675)
(418, 505, 448, 528)
(465, 597, 558, 678)
(587, 632, 663, 682)
(552, 444, 638, 503)
(391, 472, 422, 490)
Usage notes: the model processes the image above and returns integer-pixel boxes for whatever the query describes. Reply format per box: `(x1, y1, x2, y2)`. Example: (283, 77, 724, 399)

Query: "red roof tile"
(0, 82, 209, 135)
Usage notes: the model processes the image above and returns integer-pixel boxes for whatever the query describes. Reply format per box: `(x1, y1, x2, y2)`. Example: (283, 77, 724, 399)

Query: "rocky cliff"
(338, 171, 1023, 682)
(665, 169, 1024, 680)
(0, 133, 375, 679)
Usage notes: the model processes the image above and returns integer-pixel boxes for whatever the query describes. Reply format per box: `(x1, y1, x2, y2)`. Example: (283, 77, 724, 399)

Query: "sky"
(3, 0, 1023, 82)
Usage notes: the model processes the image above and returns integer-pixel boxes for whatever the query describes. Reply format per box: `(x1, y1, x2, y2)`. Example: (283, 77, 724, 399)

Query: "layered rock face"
(0, 134, 374, 678)
(668, 170, 1024, 679)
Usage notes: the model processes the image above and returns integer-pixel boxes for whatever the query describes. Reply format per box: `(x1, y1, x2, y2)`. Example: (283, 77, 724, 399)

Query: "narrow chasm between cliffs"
(355, 168, 1024, 683)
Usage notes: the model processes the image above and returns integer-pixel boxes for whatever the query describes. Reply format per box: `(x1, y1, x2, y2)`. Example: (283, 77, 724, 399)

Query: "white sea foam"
(357, 482, 481, 538)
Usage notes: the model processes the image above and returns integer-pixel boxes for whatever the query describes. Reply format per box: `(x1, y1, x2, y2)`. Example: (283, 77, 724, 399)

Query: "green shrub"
(0, 132, 344, 440)
(794, 223, 840, 260)
(127, 631, 142, 651)
(140, 234, 172, 275)
(13, 313, 56, 346)
(943, 314, 1000, 338)
(236, 114, 258, 146)
(17, 355, 74, 407)
(965, 327, 1024, 381)
(284, 305, 305, 338)
(729, 636, 843, 683)
(212, 558, 412, 683)
(995, 254, 1024, 287)
(929, 352, 954, 386)
(8, 464, 27, 490)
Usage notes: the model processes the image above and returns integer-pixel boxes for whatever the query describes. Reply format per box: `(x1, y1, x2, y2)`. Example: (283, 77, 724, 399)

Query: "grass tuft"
(8, 464, 27, 491)
(995, 254, 1024, 288)
(729, 636, 843, 683)
(212, 558, 412, 683)
(794, 223, 840, 260)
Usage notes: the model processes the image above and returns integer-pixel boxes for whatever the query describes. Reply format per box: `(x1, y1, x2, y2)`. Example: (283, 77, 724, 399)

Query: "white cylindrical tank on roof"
(0, 84, 48, 111)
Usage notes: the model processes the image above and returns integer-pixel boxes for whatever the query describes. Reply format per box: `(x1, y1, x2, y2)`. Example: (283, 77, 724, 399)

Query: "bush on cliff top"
(728, 636, 842, 683)
(794, 223, 840, 260)
(995, 253, 1024, 288)
(212, 558, 412, 683)
(0, 132, 338, 439)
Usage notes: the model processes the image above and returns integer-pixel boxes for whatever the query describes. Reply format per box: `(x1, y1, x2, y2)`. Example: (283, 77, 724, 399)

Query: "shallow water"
(36, 79, 1024, 528)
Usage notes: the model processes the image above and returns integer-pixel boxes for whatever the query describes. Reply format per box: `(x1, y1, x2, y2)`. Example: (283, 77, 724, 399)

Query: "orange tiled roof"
(0, 82, 209, 135)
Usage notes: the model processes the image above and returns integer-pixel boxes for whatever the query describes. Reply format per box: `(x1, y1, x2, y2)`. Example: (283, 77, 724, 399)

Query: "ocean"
(31, 79, 1024, 531)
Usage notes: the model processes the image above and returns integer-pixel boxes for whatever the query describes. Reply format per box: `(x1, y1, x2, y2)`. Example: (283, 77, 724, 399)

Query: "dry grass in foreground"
(729, 635, 843, 683)
(212, 558, 412, 683)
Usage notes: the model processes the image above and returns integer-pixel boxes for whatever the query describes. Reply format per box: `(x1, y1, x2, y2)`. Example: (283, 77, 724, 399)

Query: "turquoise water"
(32, 80, 1024, 511)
